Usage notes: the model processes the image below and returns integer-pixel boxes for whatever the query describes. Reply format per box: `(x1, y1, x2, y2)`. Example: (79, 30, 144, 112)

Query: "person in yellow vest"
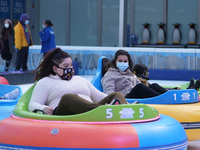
(14, 13, 33, 71)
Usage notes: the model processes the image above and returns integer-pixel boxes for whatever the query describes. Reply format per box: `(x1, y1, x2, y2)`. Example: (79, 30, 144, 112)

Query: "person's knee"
(149, 83, 160, 89)
(60, 94, 76, 104)
(150, 83, 159, 86)
(109, 92, 126, 102)
(135, 83, 145, 89)
(114, 92, 124, 97)
(61, 94, 75, 99)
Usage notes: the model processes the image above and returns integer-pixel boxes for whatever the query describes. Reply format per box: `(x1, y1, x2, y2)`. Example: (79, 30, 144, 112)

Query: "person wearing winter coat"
(101, 49, 168, 99)
(0, 33, 4, 55)
(14, 13, 33, 71)
(1, 19, 15, 71)
(39, 19, 56, 57)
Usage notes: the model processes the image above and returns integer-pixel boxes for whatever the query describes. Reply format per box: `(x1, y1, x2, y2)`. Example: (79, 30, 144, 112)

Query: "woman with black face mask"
(28, 48, 128, 115)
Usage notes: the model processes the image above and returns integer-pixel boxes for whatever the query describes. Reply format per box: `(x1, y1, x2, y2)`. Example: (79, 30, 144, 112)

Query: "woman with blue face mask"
(101, 49, 168, 99)
(39, 19, 56, 57)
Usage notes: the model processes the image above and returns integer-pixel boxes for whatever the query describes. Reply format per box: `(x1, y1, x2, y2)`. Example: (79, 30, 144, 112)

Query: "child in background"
(133, 63, 200, 91)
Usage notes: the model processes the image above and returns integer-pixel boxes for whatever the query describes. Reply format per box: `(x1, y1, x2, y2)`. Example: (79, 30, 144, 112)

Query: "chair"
(91, 56, 109, 92)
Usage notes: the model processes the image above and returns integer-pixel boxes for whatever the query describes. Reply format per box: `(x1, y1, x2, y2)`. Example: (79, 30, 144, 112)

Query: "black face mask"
(57, 67, 74, 80)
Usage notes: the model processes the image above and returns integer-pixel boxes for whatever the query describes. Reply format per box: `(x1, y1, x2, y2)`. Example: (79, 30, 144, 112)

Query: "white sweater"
(28, 75, 107, 112)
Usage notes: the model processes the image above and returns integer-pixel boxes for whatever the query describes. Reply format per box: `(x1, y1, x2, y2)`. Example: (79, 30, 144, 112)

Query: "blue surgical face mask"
(42, 25, 46, 28)
(25, 20, 29, 25)
(116, 62, 129, 72)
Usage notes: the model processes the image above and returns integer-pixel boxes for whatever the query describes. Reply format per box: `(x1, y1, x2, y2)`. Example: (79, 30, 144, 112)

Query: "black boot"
(5, 67, 8, 71)
(5, 60, 10, 72)
(187, 78, 195, 89)
(193, 80, 200, 91)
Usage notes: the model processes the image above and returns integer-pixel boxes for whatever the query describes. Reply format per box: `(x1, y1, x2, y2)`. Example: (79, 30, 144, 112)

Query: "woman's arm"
(28, 80, 49, 112)
(39, 29, 50, 42)
(101, 73, 116, 95)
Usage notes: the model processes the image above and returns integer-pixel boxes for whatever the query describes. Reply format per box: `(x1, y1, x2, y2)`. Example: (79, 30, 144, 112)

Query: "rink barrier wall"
(0, 45, 199, 80)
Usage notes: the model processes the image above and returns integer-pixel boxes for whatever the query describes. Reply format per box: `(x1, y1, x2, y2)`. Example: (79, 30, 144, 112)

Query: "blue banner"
(13, 0, 25, 20)
(0, 0, 10, 19)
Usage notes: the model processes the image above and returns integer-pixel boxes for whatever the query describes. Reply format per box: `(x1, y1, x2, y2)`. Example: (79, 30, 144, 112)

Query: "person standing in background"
(1, 19, 15, 71)
(39, 19, 56, 57)
(0, 33, 4, 55)
(14, 13, 33, 71)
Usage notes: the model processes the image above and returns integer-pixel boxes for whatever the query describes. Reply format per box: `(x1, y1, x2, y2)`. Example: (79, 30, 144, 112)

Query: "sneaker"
(3, 88, 20, 99)
(173, 87, 181, 90)
(132, 101, 140, 104)
(187, 78, 195, 89)
(193, 80, 200, 91)
(110, 99, 121, 105)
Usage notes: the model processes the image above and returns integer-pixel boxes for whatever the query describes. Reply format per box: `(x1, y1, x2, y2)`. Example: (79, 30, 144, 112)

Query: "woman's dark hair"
(45, 19, 53, 27)
(133, 64, 149, 80)
(105, 49, 134, 72)
(34, 48, 71, 81)
(133, 64, 148, 75)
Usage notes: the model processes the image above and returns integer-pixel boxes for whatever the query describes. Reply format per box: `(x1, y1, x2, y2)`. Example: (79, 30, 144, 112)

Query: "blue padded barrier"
(149, 69, 200, 81)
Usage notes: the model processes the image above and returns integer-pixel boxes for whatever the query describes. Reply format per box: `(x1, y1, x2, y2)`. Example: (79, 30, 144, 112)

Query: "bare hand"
(43, 106, 54, 115)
